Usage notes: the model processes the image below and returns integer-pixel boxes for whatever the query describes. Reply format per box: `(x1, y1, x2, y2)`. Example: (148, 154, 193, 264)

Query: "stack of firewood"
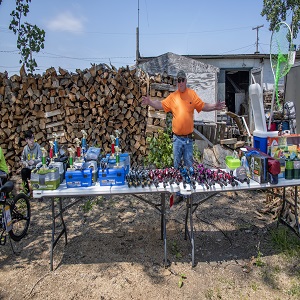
(260, 187, 300, 231)
(0, 64, 173, 174)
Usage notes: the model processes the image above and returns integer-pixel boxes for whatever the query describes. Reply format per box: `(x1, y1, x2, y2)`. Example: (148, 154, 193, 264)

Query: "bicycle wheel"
(9, 193, 31, 241)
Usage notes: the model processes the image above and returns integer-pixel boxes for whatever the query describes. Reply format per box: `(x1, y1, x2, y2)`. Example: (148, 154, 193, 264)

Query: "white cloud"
(47, 12, 84, 33)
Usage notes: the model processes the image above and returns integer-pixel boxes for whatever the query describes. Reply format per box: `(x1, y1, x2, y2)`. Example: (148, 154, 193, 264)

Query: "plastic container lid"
(253, 130, 279, 138)
(225, 156, 241, 169)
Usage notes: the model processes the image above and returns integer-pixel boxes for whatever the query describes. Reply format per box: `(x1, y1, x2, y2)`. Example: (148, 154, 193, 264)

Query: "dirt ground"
(1, 186, 300, 300)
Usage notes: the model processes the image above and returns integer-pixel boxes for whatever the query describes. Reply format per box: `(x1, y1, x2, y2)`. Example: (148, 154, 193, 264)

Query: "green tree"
(261, 0, 300, 41)
(8, 0, 46, 73)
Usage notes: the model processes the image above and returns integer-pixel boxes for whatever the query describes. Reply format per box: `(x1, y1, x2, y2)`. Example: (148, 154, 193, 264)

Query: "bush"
(146, 128, 173, 168)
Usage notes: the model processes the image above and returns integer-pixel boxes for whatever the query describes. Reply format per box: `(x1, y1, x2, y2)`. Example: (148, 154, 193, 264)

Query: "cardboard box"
(247, 154, 268, 183)
(267, 134, 300, 157)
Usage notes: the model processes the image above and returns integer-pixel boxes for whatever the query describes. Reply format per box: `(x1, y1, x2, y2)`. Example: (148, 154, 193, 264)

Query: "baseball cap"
(177, 70, 186, 79)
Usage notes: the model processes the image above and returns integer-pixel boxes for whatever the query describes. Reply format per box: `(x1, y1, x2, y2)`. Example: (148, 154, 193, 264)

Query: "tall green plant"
(146, 128, 173, 168)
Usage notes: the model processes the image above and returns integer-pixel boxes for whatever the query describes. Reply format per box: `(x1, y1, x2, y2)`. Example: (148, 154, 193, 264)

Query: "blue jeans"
(173, 135, 193, 169)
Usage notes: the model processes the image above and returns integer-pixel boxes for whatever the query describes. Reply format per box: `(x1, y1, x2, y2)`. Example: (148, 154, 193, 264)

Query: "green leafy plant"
(146, 128, 173, 168)
(170, 240, 182, 259)
(146, 126, 202, 168)
(193, 142, 202, 163)
(178, 273, 187, 288)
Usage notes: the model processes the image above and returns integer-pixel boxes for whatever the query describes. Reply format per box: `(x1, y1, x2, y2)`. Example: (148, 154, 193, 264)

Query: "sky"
(0, 0, 299, 77)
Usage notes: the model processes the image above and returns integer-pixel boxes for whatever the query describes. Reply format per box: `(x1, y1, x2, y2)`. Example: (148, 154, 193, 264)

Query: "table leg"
(184, 196, 189, 240)
(161, 193, 168, 266)
(50, 197, 68, 271)
(278, 187, 287, 228)
(50, 197, 55, 271)
(294, 186, 300, 235)
(278, 186, 300, 237)
(189, 195, 195, 267)
(184, 195, 195, 266)
(58, 197, 67, 245)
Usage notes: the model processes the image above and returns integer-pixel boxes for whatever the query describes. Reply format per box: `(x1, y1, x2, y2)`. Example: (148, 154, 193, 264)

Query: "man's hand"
(142, 96, 150, 106)
(141, 96, 163, 110)
(215, 101, 226, 110)
(203, 101, 227, 112)
(28, 160, 34, 166)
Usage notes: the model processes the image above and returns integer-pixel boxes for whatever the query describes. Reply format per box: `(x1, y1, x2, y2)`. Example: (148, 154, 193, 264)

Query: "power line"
(220, 43, 257, 54)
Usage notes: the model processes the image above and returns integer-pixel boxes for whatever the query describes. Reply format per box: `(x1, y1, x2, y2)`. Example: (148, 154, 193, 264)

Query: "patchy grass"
(271, 227, 300, 258)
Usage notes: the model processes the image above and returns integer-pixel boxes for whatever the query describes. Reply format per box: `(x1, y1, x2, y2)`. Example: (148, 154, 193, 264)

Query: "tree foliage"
(261, 0, 300, 40)
(8, 0, 45, 73)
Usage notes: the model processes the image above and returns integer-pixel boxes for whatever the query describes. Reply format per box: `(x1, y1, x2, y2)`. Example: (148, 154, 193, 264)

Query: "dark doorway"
(225, 70, 250, 115)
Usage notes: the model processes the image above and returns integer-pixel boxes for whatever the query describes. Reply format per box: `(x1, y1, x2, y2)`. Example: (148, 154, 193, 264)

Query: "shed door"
(250, 67, 263, 86)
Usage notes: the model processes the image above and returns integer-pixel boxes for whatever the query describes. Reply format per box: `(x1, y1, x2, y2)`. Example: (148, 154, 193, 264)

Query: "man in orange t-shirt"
(142, 70, 226, 169)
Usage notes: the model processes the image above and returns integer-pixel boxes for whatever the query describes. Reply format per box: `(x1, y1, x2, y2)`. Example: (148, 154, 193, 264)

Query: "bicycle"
(0, 171, 31, 246)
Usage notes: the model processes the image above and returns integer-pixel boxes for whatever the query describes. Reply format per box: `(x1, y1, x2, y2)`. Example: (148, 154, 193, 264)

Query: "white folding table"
(33, 182, 179, 271)
(179, 178, 300, 266)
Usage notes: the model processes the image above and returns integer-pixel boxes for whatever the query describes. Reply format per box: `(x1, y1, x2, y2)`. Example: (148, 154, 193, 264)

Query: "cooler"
(31, 167, 60, 190)
(49, 161, 65, 183)
(253, 130, 278, 154)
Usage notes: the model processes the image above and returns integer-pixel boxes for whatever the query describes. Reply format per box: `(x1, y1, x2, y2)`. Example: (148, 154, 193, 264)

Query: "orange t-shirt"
(161, 88, 204, 135)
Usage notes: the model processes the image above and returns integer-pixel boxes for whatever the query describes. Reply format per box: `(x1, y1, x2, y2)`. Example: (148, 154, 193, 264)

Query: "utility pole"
(136, 0, 140, 64)
(252, 24, 264, 54)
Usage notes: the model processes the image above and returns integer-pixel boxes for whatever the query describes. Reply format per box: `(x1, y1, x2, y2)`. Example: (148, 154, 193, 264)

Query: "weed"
(271, 227, 300, 258)
(204, 288, 214, 299)
(251, 281, 259, 291)
(273, 265, 281, 273)
(255, 242, 266, 267)
(81, 196, 104, 213)
(287, 281, 300, 297)
(177, 273, 187, 288)
(170, 240, 182, 259)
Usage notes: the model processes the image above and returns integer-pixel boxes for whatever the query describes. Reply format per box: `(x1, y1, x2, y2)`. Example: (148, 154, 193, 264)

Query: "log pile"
(0, 64, 174, 174)
(259, 187, 300, 232)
